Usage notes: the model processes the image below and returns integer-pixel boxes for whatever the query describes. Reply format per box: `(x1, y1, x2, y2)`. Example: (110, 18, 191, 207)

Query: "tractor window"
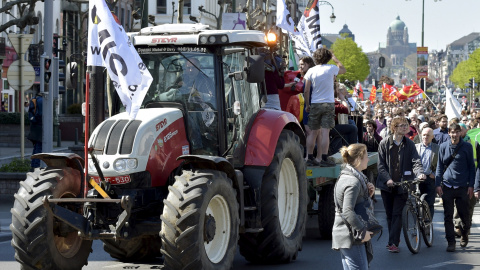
(222, 49, 261, 155)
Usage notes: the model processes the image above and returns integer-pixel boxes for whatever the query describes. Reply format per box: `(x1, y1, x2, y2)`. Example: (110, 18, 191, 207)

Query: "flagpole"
(423, 91, 437, 108)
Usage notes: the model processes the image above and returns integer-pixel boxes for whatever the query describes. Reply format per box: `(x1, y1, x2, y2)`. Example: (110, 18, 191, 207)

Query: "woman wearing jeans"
(332, 144, 375, 269)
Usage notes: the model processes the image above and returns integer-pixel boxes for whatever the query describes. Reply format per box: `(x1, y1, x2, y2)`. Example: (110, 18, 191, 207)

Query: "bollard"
(75, 128, 78, 145)
(57, 130, 61, 147)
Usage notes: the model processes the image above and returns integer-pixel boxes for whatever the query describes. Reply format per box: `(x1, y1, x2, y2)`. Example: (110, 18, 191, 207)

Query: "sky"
(313, 0, 480, 53)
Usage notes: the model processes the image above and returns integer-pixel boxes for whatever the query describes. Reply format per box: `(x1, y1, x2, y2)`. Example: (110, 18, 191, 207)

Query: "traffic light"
(44, 58, 52, 83)
(53, 34, 58, 57)
(379, 56, 385, 68)
(66, 62, 78, 89)
(58, 59, 65, 94)
(468, 78, 474, 89)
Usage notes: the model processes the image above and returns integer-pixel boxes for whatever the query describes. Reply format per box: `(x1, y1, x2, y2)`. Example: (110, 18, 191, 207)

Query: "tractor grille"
(93, 119, 142, 155)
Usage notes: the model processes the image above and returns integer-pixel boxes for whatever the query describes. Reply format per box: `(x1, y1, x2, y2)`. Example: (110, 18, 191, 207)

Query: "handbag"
(334, 176, 383, 241)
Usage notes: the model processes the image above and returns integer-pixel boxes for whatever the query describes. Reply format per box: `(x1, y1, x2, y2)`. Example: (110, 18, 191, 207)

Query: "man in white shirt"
(304, 48, 346, 166)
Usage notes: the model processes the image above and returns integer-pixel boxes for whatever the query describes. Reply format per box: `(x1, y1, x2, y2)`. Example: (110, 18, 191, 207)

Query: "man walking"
(304, 48, 346, 166)
(434, 115, 450, 145)
(377, 116, 425, 253)
(436, 123, 475, 252)
(415, 127, 439, 218)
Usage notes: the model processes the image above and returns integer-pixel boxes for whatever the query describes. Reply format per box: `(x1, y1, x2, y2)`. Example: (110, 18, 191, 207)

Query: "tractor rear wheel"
(239, 130, 307, 263)
(11, 168, 92, 269)
(102, 236, 162, 261)
(160, 170, 239, 270)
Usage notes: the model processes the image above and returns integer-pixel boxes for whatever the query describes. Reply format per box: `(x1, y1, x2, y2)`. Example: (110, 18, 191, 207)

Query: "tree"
(451, 48, 480, 89)
(330, 37, 370, 83)
(378, 75, 394, 86)
(0, 0, 40, 34)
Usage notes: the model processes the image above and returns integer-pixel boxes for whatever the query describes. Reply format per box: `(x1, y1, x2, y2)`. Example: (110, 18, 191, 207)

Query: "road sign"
(6, 60, 35, 91)
(7, 34, 33, 55)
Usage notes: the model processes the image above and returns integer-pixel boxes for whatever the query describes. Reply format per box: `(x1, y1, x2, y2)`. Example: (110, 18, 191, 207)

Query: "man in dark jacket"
(27, 92, 43, 170)
(436, 122, 475, 252)
(377, 116, 425, 253)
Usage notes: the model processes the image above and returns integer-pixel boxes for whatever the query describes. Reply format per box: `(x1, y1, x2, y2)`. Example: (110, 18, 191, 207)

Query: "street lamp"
(317, 1, 336, 23)
(405, 0, 441, 47)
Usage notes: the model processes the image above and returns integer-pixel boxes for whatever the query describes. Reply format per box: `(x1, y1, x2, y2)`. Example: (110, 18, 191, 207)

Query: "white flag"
(276, 0, 299, 35)
(87, 0, 153, 120)
(87, 3, 103, 66)
(289, 33, 311, 57)
(296, 2, 322, 54)
(445, 89, 462, 120)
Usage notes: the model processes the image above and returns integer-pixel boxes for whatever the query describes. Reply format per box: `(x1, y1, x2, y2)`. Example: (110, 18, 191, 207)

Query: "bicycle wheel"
(402, 205, 421, 254)
(420, 200, 434, 247)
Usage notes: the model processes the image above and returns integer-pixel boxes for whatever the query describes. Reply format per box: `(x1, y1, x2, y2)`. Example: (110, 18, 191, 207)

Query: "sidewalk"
(0, 141, 84, 167)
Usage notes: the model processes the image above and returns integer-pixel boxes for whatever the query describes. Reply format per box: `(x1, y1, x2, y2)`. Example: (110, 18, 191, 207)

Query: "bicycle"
(393, 179, 433, 254)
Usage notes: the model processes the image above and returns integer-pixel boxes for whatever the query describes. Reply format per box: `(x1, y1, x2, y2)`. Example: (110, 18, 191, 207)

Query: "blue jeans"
(31, 141, 42, 168)
(340, 244, 368, 270)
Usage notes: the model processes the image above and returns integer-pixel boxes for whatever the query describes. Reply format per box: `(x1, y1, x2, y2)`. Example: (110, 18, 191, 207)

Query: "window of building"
(157, 0, 166, 14)
(184, 0, 191, 14)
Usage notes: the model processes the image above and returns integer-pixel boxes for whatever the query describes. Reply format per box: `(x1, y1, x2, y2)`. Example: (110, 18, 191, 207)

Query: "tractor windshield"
(137, 47, 216, 109)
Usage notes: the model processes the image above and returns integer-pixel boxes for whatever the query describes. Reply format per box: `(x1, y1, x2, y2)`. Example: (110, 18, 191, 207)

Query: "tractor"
(10, 23, 307, 269)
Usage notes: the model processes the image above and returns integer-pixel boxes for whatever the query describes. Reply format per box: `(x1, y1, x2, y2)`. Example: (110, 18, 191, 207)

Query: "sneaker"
(446, 242, 456, 252)
(460, 230, 468, 247)
(388, 244, 399, 253)
(386, 244, 392, 250)
(320, 159, 336, 167)
(306, 159, 320, 166)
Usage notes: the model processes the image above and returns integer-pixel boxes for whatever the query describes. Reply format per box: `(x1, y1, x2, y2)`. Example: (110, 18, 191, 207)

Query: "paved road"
(1, 192, 480, 269)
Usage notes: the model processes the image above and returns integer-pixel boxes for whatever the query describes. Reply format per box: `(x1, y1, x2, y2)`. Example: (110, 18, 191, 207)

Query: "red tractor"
(11, 24, 307, 269)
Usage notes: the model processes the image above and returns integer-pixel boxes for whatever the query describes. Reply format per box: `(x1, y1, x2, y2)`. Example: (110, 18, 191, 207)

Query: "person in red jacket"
(329, 85, 358, 154)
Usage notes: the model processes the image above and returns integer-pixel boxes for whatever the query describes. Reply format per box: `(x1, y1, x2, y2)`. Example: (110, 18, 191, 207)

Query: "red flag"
(396, 80, 424, 100)
(369, 86, 377, 103)
(382, 84, 398, 103)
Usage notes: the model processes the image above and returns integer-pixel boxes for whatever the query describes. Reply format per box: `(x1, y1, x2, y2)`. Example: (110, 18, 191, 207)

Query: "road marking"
(424, 260, 462, 268)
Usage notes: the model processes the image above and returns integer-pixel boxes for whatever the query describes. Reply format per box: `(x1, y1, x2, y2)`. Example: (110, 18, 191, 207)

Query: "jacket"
(376, 135, 424, 193)
(415, 142, 439, 177)
(332, 165, 368, 249)
(435, 139, 475, 188)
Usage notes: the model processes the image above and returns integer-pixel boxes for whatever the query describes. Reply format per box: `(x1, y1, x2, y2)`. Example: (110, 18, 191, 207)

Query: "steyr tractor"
(11, 23, 307, 269)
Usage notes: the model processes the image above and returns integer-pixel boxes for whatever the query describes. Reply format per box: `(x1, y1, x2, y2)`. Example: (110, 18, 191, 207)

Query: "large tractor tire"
(317, 183, 335, 239)
(160, 169, 239, 270)
(239, 130, 307, 263)
(103, 236, 162, 261)
(10, 167, 93, 270)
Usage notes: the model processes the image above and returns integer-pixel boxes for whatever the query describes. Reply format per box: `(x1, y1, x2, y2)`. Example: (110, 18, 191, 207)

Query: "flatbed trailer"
(306, 152, 379, 239)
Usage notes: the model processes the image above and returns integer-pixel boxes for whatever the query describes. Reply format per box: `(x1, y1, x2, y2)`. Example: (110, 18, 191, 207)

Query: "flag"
(296, 0, 321, 54)
(396, 80, 424, 100)
(445, 88, 462, 120)
(356, 81, 364, 101)
(288, 39, 298, 70)
(369, 86, 377, 103)
(276, 0, 299, 35)
(87, 0, 153, 119)
(382, 83, 398, 103)
(289, 33, 311, 57)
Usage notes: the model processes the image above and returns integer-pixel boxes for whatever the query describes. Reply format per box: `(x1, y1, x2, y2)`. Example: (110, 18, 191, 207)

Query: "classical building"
(320, 24, 354, 49)
(444, 32, 480, 86)
(378, 16, 417, 67)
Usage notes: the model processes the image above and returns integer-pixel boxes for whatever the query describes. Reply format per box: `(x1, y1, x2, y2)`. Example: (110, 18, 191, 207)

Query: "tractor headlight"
(113, 158, 138, 172)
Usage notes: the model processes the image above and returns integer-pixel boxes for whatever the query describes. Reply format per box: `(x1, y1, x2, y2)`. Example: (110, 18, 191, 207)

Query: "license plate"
(91, 175, 131, 185)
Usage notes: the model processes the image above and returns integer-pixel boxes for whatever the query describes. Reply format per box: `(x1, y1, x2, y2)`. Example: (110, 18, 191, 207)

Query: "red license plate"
(91, 175, 131, 185)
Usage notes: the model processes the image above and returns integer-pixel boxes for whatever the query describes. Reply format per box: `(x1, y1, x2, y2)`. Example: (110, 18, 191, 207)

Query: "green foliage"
(67, 103, 82, 114)
(0, 158, 30, 172)
(451, 48, 480, 89)
(330, 37, 370, 83)
(0, 112, 30, 124)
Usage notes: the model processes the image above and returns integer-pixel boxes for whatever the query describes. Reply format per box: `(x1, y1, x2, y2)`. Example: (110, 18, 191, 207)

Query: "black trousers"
(381, 189, 408, 246)
(442, 186, 471, 244)
(419, 177, 436, 219)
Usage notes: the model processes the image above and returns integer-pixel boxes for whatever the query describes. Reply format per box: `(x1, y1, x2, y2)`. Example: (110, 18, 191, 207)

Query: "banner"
(276, 0, 299, 35)
(288, 40, 298, 70)
(396, 81, 424, 100)
(369, 86, 377, 103)
(417, 47, 428, 80)
(88, 0, 153, 119)
(221, 13, 246, 30)
(296, 0, 322, 54)
(289, 32, 311, 57)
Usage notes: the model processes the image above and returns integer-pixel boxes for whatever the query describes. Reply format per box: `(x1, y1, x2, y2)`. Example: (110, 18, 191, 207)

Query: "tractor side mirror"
(246, 55, 264, 83)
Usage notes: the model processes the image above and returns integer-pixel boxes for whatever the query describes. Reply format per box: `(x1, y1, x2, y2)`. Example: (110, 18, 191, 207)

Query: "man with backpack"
(27, 91, 43, 170)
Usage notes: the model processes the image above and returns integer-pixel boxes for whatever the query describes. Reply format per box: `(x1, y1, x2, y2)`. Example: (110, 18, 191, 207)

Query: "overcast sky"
(315, 0, 480, 53)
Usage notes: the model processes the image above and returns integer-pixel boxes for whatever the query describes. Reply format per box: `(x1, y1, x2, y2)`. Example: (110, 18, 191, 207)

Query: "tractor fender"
(244, 109, 304, 166)
(178, 155, 236, 183)
(32, 152, 85, 172)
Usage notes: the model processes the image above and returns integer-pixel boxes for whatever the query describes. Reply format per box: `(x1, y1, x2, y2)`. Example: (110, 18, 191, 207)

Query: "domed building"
(379, 16, 417, 66)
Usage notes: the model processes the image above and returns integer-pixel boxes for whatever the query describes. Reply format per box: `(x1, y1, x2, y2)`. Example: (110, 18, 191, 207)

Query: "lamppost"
(317, 1, 336, 23)
(405, 0, 441, 47)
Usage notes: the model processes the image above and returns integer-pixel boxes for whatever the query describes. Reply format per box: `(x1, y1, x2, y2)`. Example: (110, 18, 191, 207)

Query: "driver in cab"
(177, 58, 215, 104)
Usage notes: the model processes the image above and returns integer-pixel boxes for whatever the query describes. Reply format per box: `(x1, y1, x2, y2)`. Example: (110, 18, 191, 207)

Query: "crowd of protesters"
(265, 47, 480, 268)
